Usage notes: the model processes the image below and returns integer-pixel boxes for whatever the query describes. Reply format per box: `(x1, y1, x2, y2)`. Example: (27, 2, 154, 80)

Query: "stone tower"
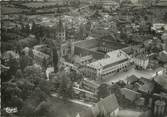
(57, 17, 66, 43)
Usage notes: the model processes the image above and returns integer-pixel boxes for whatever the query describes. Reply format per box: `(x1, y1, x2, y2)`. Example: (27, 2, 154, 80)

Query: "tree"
(34, 101, 50, 117)
(39, 80, 52, 96)
(1, 82, 23, 109)
(58, 71, 73, 101)
(24, 65, 45, 85)
(52, 47, 58, 73)
(97, 83, 110, 100)
(20, 87, 49, 117)
(42, 57, 47, 70)
(20, 53, 33, 71)
(7, 58, 19, 78)
(28, 48, 34, 58)
(2, 64, 51, 117)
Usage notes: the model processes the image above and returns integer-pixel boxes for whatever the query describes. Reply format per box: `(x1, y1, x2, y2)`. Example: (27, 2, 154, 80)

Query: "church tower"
(56, 17, 66, 43)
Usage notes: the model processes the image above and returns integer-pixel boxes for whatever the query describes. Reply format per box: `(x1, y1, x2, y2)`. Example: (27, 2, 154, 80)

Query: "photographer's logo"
(5, 107, 18, 114)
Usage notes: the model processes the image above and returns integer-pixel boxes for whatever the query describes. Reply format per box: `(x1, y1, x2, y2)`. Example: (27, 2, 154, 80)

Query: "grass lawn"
(47, 97, 89, 117)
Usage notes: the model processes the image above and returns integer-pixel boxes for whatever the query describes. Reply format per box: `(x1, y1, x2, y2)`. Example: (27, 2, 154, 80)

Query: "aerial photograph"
(0, 0, 167, 117)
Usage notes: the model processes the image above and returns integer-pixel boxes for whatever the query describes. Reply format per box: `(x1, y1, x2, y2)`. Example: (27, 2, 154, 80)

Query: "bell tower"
(57, 17, 66, 43)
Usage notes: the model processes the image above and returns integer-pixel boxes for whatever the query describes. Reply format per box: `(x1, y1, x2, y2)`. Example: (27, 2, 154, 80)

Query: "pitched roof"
(127, 75, 139, 84)
(138, 78, 155, 93)
(155, 75, 167, 90)
(97, 94, 119, 114)
(121, 88, 141, 102)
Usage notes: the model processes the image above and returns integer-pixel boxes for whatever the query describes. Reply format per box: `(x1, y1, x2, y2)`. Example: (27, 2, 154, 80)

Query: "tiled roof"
(97, 94, 119, 114)
(121, 88, 141, 102)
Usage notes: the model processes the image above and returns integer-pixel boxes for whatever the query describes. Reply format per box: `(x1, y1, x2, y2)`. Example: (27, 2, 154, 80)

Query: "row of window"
(102, 65, 128, 77)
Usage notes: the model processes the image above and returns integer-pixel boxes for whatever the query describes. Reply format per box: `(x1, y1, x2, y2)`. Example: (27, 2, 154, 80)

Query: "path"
(51, 93, 93, 108)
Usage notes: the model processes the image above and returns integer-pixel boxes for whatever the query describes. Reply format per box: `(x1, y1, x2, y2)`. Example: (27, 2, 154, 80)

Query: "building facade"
(133, 55, 149, 69)
(81, 78, 100, 94)
(82, 50, 131, 81)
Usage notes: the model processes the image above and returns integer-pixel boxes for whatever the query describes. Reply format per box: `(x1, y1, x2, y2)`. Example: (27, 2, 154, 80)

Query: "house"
(81, 78, 100, 94)
(2, 50, 19, 62)
(73, 55, 93, 66)
(137, 77, 155, 94)
(94, 94, 119, 117)
(73, 87, 97, 102)
(60, 61, 78, 72)
(121, 88, 141, 102)
(126, 75, 139, 84)
(154, 74, 167, 90)
(33, 49, 50, 65)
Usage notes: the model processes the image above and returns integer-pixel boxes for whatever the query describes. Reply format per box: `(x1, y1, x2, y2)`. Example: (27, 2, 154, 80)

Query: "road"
(51, 93, 93, 108)
(105, 67, 164, 85)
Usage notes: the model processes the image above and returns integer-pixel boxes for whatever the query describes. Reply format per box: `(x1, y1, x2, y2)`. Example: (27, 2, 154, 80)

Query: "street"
(106, 67, 164, 85)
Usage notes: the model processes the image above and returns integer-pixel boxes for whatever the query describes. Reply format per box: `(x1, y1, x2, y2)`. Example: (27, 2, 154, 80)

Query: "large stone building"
(82, 50, 131, 81)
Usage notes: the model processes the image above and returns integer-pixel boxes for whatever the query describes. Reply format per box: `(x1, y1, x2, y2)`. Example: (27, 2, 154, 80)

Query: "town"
(1, 0, 167, 117)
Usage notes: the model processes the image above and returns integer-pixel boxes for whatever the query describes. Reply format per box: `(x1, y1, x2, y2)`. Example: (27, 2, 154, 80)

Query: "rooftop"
(155, 74, 167, 90)
(138, 78, 155, 93)
(83, 78, 100, 88)
(97, 94, 119, 114)
(121, 88, 141, 102)
(88, 50, 128, 69)
(127, 75, 139, 84)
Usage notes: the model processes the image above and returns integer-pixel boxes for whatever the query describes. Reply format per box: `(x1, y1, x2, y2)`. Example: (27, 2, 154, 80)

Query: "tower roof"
(57, 18, 65, 32)
(51, 17, 65, 32)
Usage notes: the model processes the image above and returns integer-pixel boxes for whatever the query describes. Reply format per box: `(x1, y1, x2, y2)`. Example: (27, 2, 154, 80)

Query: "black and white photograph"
(0, 0, 167, 117)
